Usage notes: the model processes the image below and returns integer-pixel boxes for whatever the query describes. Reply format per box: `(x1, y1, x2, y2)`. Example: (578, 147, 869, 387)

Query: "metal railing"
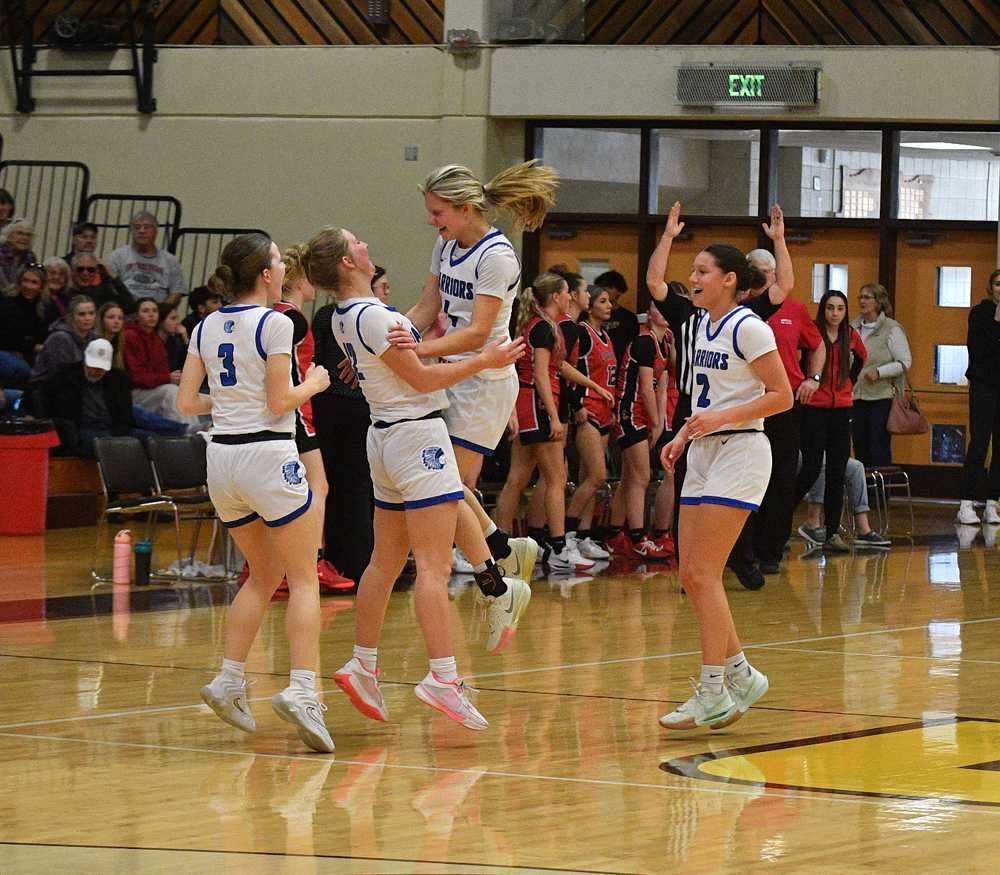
(0, 160, 90, 259)
(84, 193, 182, 256)
(171, 226, 269, 291)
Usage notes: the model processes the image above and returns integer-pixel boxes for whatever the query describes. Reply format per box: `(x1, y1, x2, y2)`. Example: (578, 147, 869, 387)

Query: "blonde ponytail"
(515, 272, 566, 358)
(422, 160, 558, 232)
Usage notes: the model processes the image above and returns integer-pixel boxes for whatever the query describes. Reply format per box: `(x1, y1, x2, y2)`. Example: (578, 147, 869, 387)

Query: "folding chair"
(90, 436, 184, 586)
(146, 435, 236, 580)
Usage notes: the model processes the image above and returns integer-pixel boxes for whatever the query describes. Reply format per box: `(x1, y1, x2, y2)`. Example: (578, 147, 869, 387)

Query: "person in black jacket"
(44, 338, 135, 457)
(309, 270, 382, 586)
(0, 265, 55, 376)
(957, 268, 1000, 525)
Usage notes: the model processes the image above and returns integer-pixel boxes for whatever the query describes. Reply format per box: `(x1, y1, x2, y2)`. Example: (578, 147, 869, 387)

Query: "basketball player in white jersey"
(658, 243, 792, 731)
(301, 227, 525, 731)
(177, 233, 335, 753)
(386, 161, 558, 650)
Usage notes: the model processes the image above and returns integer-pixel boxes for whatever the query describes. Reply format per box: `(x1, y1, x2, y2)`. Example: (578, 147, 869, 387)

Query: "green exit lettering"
(728, 73, 765, 98)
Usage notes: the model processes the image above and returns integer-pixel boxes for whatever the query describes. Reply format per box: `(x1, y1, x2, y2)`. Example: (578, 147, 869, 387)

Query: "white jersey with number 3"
(190, 304, 295, 435)
(430, 228, 520, 381)
(331, 296, 447, 423)
(691, 304, 777, 434)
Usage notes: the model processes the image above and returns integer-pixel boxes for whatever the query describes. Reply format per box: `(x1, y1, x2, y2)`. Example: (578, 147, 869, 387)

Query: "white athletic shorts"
(368, 416, 465, 510)
(680, 431, 771, 512)
(207, 439, 312, 528)
(442, 370, 518, 456)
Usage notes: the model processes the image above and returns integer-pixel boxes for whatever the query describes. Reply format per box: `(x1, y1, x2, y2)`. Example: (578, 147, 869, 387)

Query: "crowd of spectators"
(0, 202, 195, 454)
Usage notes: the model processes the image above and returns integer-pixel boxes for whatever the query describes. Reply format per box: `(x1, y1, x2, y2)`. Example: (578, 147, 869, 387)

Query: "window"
(777, 130, 882, 218)
(812, 263, 849, 302)
(898, 131, 1000, 221)
(937, 266, 973, 307)
(649, 129, 759, 216)
(534, 127, 641, 213)
(935, 345, 969, 385)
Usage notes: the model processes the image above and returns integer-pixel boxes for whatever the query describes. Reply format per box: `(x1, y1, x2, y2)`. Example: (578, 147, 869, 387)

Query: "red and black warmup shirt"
(558, 314, 581, 411)
(616, 328, 669, 429)
(576, 322, 617, 398)
(273, 301, 316, 436)
(516, 315, 565, 400)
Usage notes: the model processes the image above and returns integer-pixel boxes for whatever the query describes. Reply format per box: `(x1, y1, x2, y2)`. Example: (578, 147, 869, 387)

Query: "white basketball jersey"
(332, 296, 448, 422)
(691, 305, 777, 434)
(190, 304, 296, 435)
(430, 228, 520, 381)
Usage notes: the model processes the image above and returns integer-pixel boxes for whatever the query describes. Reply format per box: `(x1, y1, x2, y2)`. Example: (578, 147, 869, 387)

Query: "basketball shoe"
(477, 576, 532, 655)
(727, 665, 769, 714)
(659, 680, 740, 730)
(200, 677, 256, 733)
(334, 657, 389, 722)
(414, 672, 489, 731)
(631, 535, 673, 561)
(497, 536, 539, 583)
(271, 687, 336, 753)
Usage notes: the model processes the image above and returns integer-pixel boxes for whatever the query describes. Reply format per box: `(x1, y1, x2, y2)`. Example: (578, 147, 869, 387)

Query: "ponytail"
(515, 272, 566, 358)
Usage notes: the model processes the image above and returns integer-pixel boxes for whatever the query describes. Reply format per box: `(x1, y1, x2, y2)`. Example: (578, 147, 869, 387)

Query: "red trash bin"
(0, 420, 61, 535)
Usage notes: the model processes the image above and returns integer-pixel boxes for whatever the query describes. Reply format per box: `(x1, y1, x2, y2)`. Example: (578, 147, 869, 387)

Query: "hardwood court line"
(0, 841, 628, 875)
(754, 646, 1000, 665)
(466, 615, 1000, 681)
(2, 728, 986, 814)
(4, 615, 1000, 732)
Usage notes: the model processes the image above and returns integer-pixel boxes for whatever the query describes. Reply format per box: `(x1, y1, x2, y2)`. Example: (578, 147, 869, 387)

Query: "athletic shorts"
(295, 420, 320, 455)
(442, 370, 519, 456)
(515, 385, 554, 445)
(680, 431, 771, 511)
(207, 439, 312, 528)
(367, 416, 464, 510)
(583, 396, 615, 435)
(615, 419, 649, 449)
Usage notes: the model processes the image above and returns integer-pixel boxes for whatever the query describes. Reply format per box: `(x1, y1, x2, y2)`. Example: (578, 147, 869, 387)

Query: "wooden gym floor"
(1, 506, 999, 873)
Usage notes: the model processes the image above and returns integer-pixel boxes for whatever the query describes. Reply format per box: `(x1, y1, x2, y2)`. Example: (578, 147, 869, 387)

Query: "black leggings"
(795, 406, 853, 538)
(961, 380, 1000, 501)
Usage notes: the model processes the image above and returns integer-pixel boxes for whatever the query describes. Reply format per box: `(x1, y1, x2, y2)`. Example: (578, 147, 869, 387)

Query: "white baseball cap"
(84, 338, 114, 372)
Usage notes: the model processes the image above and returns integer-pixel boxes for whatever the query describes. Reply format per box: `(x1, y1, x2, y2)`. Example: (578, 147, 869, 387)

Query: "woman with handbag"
(851, 283, 913, 467)
(957, 268, 1000, 526)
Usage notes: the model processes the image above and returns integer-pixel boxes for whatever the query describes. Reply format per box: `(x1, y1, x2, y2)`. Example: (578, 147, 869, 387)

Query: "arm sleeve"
(166, 256, 188, 294)
(475, 247, 520, 300)
(632, 334, 657, 368)
(262, 311, 294, 357)
(528, 320, 555, 351)
(284, 308, 309, 345)
(747, 295, 780, 321)
(799, 316, 823, 351)
(733, 317, 778, 363)
(559, 320, 579, 362)
(653, 290, 695, 328)
(879, 324, 912, 379)
(356, 305, 398, 358)
(429, 236, 444, 277)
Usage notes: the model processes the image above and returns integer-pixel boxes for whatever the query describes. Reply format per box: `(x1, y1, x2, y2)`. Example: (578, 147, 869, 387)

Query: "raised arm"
(646, 201, 685, 302)
(761, 203, 791, 305)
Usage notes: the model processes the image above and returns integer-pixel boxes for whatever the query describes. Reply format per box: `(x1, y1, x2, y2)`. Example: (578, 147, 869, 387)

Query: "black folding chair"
(146, 435, 236, 579)
(90, 436, 184, 586)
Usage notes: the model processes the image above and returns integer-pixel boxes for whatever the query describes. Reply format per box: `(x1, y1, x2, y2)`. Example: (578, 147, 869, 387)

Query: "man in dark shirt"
(595, 270, 639, 364)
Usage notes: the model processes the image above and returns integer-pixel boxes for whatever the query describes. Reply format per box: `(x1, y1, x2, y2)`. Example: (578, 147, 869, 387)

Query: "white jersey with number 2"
(691, 304, 777, 434)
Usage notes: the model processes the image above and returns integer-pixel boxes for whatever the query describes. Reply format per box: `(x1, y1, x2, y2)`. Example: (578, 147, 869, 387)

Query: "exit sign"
(677, 64, 821, 107)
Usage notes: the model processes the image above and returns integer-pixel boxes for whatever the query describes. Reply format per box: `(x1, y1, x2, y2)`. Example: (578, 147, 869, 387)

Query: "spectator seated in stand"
(124, 297, 201, 433)
(797, 454, 891, 549)
(181, 285, 223, 335)
(0, 189, 14, 233)
(0, 265, 55, 387)
(43, 338, 183, 457)
(69, 253, 136, 314)
(28, 294, 97, 403)
(44, 257, 73, 324)
(0, 219, 38, 292)
(106, 211, 187, 306)
(157, 301, 189, 372)
(63, 220, 99, 266)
